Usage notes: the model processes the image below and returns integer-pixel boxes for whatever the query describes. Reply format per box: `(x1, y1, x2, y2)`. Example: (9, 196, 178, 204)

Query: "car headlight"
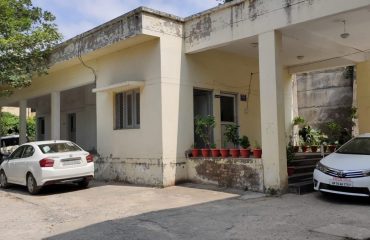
(316, 162, 329, 173)
(362, 170, 370, 177)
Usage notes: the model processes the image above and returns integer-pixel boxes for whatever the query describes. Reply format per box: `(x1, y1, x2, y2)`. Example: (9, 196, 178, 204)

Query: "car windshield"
(336, 137, 370, 155)
(38, 142, 82, 154)
(1, 137, 19, 147)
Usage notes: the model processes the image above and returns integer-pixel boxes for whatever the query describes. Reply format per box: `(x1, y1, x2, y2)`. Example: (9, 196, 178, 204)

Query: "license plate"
(329, 178, 353, 187)
(62, 160, 81, 166)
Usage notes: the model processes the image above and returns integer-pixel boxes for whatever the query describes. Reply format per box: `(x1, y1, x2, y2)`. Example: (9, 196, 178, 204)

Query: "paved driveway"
(0, 182, 370, 240)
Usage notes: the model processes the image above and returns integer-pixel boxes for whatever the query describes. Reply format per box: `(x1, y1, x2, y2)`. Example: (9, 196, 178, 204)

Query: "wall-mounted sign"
(240, 94, 247, 101)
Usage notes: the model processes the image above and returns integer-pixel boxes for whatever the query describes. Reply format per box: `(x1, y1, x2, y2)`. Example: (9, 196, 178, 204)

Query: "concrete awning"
(92, 81, 144, 93)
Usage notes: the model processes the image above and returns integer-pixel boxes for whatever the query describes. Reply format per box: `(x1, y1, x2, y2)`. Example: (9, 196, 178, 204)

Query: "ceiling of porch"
(216, 6, 370, 73)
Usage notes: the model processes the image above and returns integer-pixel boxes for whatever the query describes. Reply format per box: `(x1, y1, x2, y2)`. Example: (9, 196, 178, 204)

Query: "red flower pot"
(328, 145, 336, 153)
(287, 166, 295, 176)
(301, 146, 308, 153)
(211, 149, 220, 157)
(230, 148, 239, 158)
(192, 149, 199, 157)
(240, 148, 250, 158)
(253, 149, 262, 158)
(220, 149, 229, 158)
(201, 148, 210, 157)
(293, 146, 299, 153)
(310, 146, 318, 153)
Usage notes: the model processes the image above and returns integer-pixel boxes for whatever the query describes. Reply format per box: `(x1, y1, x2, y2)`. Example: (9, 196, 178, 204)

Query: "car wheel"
(77, 179, 90, 188)
(0, 171, 9, 189)
(26, 174, 40, 195)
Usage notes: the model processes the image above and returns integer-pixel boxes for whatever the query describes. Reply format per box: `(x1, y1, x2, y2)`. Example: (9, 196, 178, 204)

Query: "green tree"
(0, 111, 19, 135)
(0, 0, 61, 96)
(0, 112, 36, 140)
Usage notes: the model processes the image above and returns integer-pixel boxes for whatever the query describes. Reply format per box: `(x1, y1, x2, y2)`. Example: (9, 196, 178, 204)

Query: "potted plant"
(326, 122, 341, 153)
(253, 140, 262, 158)
(191, 144, 199, 157)
(224, 124, 240, 158)
(286, 145, 295, 176)
(220, 140, 229, 158)
(307, 128, 322, 153)
(194, 115, 215, 157)
(299, 125, 314, 152)
(210, 143, 220, 157)
(240, 135, 250, 158)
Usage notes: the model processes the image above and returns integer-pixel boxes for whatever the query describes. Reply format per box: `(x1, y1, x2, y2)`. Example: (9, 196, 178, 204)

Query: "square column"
(19, 100, 27, 144)
(258, 30, 288, 191)
(51, 91, 61, 140)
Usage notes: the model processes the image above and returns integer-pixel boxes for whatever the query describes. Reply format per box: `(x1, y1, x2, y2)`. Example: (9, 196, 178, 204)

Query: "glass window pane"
(136, 92, 140, 126)
(220, 96, 235, 122)
(127, 94, 132, 126)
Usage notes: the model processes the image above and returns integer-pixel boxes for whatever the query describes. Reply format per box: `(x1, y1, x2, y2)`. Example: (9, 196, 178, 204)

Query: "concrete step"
(293, 153, 327, 160)
(290, 158, 322, 167)
(288, 180, 314, 195)
(288, 172, 313, 184)
(291, 164, 317, 174)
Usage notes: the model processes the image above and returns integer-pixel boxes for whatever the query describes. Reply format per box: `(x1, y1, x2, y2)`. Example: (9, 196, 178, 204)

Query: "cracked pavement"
(0, 182, 370, 240)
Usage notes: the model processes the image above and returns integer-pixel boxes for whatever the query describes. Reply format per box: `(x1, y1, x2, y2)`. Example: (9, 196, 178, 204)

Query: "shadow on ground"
(43, 189, 370, 240)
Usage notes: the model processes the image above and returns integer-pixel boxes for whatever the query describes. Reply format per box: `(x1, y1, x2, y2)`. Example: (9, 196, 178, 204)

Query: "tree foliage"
(0, 0, 61, 96)
(0, 111, 36, 140)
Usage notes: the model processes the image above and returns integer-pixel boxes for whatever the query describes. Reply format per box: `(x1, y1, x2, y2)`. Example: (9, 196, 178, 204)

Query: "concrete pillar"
(258, 30, 288, 191)
(19, 100, 27, 144)
(51, 91, 61, 140)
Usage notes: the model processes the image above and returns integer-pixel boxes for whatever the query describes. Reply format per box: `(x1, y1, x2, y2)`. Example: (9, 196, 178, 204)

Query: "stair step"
(291, 165, 317, 174)
(288, 180, 314, 195)
(288, 172, 313, 184)
(293, 153, 327, 160)
(290, 158, 321, 166)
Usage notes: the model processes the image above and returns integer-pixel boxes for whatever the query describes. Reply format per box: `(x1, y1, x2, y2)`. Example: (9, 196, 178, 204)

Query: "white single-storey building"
(1, 0, 370, 192)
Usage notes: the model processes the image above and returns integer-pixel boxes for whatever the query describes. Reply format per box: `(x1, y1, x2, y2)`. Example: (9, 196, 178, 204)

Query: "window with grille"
(115, 89, 140, 129)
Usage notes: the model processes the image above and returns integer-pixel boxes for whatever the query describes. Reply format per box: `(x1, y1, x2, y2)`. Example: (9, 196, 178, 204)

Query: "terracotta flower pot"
(287, 166, 295, 176)
(240, 148, 250, 158)
(192, 149, 199, 157)
(230, 148, 239, 158)
(301, 146, 308, 153)
(328, 145, 336, 153)
(310, 146, 318, 153)
(293, 146, 299, 153)
(253, 149, 262, 158)
(220, 149, 229, 158)
(211, 149, 220, 157)
(201, 148, 210, 157)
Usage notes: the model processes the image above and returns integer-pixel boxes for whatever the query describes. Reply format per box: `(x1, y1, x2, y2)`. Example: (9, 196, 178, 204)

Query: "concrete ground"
(0, 182, 370, 240)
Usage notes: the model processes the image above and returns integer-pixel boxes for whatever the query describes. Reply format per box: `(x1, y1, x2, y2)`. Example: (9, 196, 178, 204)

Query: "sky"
(33, 0, 219, 41)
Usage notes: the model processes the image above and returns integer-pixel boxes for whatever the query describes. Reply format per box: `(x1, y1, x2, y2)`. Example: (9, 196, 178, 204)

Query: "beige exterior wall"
(187, 50, 261, 146)
(356, 61, 370, 134)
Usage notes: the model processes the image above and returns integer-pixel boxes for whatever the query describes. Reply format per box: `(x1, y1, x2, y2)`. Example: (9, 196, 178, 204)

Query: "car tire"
(0, 170, 9, 189)
(77, 179, 90, 188)
(26, 173, 40, 195)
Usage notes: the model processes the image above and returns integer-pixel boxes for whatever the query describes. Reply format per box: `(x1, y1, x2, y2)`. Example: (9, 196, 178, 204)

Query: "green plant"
(293, 116, 305, 126)
(210, 143, 217, 149)
(240, 135, 250, 149)
(326, 121, 341, 144)
(194, 115, 215, 148)
(253, 140, 261, 149)
(306, 128, 323, 146)
(224, 124, 240, 148)
(286, 144, 295, 165)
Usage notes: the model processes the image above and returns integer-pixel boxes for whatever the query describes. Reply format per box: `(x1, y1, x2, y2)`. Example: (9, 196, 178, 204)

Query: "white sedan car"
(314, 133, 370, 197)
(0, 140, 94, 194)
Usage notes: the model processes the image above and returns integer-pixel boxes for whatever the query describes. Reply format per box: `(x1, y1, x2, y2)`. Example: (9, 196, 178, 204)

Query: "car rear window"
(336, 137, 370, 155)
(38, 142, 82, 154)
